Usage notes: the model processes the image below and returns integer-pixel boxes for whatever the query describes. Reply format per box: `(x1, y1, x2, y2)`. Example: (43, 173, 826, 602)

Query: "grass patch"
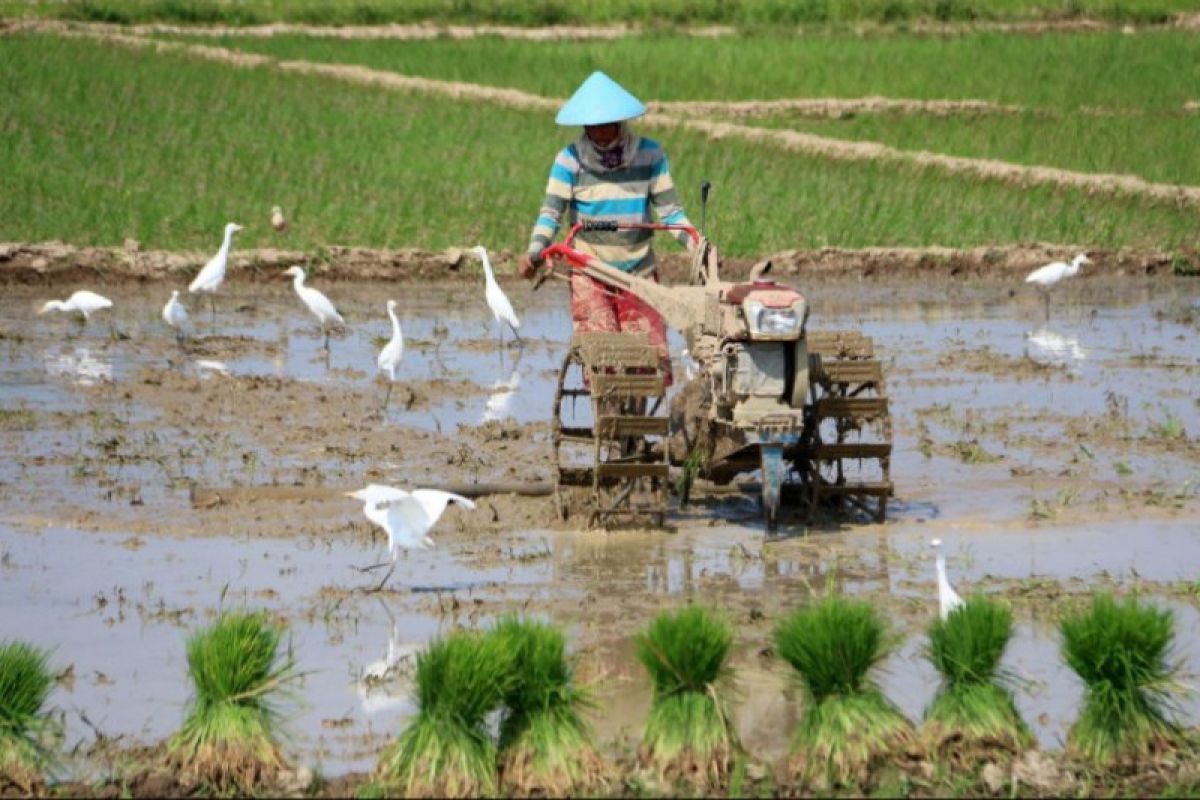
(375, 629, 510, 797)
(166, 611, 298, 794)
(4, 35, 1199, 257)
(921, 596, 1032, 765)
(0, 641, 56, 794)
(6, 0, 1199, 28)
(491, 616, 606, 796)
(1060, 593, 1186, 768)
(774, 596, 912, 789)
(0, 409, 36, 431)
(636, 605, 737, 791)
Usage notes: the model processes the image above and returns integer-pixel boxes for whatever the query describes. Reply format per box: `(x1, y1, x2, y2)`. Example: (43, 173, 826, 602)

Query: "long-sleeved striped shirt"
(527, 135, 693, 274)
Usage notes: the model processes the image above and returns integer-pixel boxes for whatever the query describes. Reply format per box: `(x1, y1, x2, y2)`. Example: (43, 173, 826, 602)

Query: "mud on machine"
(535, 220, 894, 531)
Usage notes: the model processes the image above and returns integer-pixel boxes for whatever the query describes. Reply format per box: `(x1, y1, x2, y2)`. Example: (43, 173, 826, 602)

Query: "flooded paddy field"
(1, 273, 1198, 787)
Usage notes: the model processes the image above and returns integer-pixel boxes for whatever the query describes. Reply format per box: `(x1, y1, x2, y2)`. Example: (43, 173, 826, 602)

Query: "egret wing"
(381, 496, 435, 550)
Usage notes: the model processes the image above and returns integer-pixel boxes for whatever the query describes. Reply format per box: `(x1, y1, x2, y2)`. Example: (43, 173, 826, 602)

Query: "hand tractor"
(535, 221, 893, 531)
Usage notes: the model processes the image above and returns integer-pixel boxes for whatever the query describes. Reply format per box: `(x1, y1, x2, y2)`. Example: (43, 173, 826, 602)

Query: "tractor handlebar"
(532, 221, 701, 289)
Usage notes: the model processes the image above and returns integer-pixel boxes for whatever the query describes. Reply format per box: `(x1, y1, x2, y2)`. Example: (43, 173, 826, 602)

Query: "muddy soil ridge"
(0, 240, 1188, 286)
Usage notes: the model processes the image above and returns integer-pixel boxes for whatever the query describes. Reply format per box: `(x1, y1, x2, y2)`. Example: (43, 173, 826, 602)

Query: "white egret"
(1025, 253, 1089, 320)
(283, 265, 344, 351)
(38, 290, 113, 324)
(270, 205, 287, 233)
(188, 222, 243, 320)
(377, 299, 404, 410)
(345, 484, 475, 586)
(470, 245, 521, 347)
(930, 538, 965, 620)
(161, 290, 191, 344)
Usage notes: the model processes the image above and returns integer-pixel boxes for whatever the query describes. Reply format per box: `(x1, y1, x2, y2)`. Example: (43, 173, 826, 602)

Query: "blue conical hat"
(555, 71, 646, 126)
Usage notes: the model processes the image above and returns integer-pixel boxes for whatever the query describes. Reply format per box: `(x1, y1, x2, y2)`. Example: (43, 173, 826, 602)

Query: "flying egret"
(345, 484, 475, 587)
(930, 538, 965, 620)
(161, 290, 191, 344)
(38, 290, 113, 324)
(283, 265, 345, 351)
(188, 222, 243, 320)
(270, 205, 287, 233)
(377, 299, 404, 411)
(469, 245, 521, 347)
(1025, 253, 1089, 321)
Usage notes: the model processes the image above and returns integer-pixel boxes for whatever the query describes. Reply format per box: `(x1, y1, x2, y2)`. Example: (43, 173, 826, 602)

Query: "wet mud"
(2, 273, 1199, 792)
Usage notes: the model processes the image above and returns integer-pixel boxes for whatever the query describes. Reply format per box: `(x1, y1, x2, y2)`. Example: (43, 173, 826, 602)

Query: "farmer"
(519, 71, 695, 386)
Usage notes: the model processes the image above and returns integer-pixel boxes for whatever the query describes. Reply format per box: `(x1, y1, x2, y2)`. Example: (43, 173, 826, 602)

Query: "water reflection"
(43, 346, 112, 386)
(356, 600, 418, 717)
(481, 356, 522, 424)
(1024, 326, 1087, 364)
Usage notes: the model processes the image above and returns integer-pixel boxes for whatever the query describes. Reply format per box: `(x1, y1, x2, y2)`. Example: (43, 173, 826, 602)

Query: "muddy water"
(1, 276, 1198, 779)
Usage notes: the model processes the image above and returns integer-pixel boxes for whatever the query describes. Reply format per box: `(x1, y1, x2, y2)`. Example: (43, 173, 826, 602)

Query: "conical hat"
(555, 71, 646, 126)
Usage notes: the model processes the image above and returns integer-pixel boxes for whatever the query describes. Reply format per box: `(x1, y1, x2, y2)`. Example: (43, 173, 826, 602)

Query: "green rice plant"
(491, 616, 606, 796)
(4, 34, 1200, 257)
(921, 596, 1033, 764)
(0, 641, 56, 794)
(376, 629, 511, 798)
(774, 596, 911, 788)
(1061, 593, 1186, 768)
(636, 605, 737, 791)
(166, 611, 298, 793)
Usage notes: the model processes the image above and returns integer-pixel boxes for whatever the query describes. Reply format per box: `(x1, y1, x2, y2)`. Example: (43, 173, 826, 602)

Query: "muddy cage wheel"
(551, 332, 670, 529)
(798, 330, 894, 522)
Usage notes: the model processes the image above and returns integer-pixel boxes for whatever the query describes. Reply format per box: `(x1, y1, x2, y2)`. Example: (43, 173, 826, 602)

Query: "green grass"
(636, 606, 736, 790)
(377, 629, 511, 797)
(490, 617, 604, 795)
(2, 0, 1196, 26)
(3, 33, 1199, 258)
(922, 597, 1033, 760)
(190, 29, 1200, 111)
(774, 596, 912, 788)
(167, 611, 297, 793)
(193, 29, 1200, 188)
(0, 641, 55, 792)
(1060, 593, 1185, 767)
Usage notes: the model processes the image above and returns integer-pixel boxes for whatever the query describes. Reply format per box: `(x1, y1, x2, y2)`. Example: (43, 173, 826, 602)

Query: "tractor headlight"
(743, 299, 804, 339)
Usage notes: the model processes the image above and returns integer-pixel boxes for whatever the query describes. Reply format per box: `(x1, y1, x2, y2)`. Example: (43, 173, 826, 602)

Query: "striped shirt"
(528, 136, 693, 274)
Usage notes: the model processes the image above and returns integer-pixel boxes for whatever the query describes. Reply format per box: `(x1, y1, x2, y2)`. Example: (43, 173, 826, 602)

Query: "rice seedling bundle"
(492, 616, 605, 796)
(1061, 593, 1185, 768)
(0, 641, 55, 793)
(774, 596, 912, 788)
(167, 611, 297, 794)
(635, 605, 737, 791)
(377, 629, 511, 798)
(922, 596, 1032, 764)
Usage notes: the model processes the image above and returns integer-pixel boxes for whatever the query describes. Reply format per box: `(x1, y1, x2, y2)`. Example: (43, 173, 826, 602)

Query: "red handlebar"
(542, 221, 700, 266)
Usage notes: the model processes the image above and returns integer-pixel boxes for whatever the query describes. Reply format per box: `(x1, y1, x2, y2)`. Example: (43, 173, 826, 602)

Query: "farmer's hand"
(519, 253, 542, 280)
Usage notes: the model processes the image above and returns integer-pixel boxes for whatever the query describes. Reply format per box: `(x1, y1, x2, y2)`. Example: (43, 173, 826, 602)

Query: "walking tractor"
(536, 221, 894, 531)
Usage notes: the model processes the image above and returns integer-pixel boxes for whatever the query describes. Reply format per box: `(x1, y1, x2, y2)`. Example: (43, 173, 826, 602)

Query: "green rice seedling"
(376, 629, 511, 798)
(921, 596, 1032, 765)
(635, 605, 737, 791)
(1061, 593, 1186, 768)
(167, 611, 298, 794)
(0, 641, 56, 794)
(491, 616, 605, 796)
(774, 596, 912, 789)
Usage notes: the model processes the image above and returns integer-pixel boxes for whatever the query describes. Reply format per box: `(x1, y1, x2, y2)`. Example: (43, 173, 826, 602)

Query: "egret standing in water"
(345, 484, 475, 588)
(161, 290, 191, 344)
(283, 265, 344, 352)
(189, 222, 242, 321)
(930, 538, 964, 620)
(470, 245, 521, 347)
(38, 290, 113, 324)
(377, 299, 404, 411)
(1025, 252, 1088, 321)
